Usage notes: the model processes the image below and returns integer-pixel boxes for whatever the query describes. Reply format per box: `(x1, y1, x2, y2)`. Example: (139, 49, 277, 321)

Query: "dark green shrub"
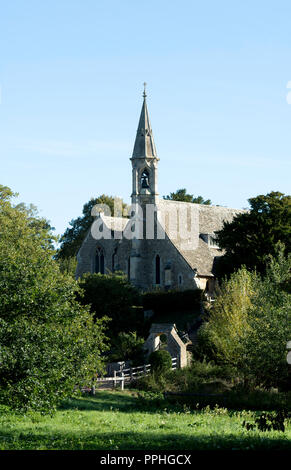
(143, 289, 203, 315)
(77, 272, 145, 338)
(109, 331, 145, 365)
(149, 350, 172, 373)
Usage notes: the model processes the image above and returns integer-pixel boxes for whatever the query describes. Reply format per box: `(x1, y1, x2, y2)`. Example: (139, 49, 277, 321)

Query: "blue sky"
(1, 0, 290, 237)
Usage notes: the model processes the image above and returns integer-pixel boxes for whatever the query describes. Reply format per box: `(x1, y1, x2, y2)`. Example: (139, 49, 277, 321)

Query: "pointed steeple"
(132, 84, 157, 159)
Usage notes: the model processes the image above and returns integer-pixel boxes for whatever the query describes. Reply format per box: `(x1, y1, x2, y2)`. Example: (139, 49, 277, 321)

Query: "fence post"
(113, 370, 117, 388)
(121, 372, 124, 391)
(143, 364, 147, 375)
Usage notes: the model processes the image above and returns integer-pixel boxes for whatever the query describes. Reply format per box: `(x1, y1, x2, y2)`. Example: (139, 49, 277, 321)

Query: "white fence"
(87, 357, 177, 392)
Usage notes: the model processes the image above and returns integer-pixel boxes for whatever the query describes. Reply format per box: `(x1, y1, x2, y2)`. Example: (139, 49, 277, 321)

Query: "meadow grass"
(0, 390, 290, 450)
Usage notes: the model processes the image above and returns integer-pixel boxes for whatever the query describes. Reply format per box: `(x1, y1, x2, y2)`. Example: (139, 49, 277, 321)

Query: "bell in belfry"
(141, 170, 150, 189)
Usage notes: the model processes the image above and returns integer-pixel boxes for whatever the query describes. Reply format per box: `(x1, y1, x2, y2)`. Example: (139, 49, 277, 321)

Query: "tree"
(109, 332, 145, 365)
(241, 245, 291, 389)
(149, 350, 172, 373)
(77, 272, 144, 339)
(57, 195, 129, 260)
(0, 186, 109, 412)
(197, 245, 291, 389)
(58, 256, 78, 277)
(197, 267, 258, 368)
(163, 188, 211, 205)
(216, 191, 291, 277)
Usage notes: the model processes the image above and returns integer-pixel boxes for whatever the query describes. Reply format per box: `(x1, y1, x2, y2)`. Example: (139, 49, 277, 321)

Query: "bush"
(77, 272, 144, 338)
(109, 331, 145, 365)
(149, 350, 172, 373)
(133, 359, 237, 394)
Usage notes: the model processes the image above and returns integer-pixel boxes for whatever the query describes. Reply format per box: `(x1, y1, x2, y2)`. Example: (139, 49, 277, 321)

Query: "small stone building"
(144, 323, 188, 368)
(76, 88, 245, 293)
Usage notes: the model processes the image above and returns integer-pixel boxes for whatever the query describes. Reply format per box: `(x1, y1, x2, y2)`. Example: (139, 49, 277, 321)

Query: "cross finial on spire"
(143, 82, 147, 98)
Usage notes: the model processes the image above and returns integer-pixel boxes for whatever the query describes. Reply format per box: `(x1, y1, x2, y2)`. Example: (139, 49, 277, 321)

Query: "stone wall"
(76, 201, 246, 292)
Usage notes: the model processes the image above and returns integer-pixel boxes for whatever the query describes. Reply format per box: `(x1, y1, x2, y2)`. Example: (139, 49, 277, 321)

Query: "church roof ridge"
(158, 198, 247, 212)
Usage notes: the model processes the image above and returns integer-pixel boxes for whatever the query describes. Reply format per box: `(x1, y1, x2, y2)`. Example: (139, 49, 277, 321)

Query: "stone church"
(76, 88, 244, 293)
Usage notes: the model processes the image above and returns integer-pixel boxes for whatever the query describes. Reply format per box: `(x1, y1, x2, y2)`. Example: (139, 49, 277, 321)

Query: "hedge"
(142, 289, 203, 314)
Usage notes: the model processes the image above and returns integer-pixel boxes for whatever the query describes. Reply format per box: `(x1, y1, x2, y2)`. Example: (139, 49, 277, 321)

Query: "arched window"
(155, 255, 160, 285)
(112, 248, 117, 272)
(141, 169, 150, 189)
(127, 257, 131, 280)
(178, 274, 183, 286)
(95, 247, 105, 274)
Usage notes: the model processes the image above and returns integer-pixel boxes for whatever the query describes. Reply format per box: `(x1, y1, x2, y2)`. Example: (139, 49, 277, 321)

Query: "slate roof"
(157, 199, 246, 277)
(97, 200, 246, 278)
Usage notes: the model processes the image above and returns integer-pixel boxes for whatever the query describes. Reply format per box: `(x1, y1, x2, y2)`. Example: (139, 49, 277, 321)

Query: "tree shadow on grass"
(59, 390, 291, 417)
(0, 428, 291, 451)
(60, 391, 140, 413)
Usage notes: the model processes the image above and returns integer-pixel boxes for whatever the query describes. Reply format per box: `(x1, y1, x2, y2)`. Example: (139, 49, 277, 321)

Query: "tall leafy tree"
(163, 188, 211, 205)
(57, 195, 128, 259)
(0, 185, 109, 412)
(198, 245, 291, 389)
(241, 245, 291, 389)
(216, 191, 291, 277)
(197, 267, 257, 368)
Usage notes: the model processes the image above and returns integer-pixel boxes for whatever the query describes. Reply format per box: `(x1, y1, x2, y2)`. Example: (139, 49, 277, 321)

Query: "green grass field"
(0, 390, 291, 450)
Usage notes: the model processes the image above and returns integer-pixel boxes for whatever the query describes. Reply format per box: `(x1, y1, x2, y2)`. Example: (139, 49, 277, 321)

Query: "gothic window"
(112, 248, 117, 272)
(100, 252, 104, 273)
(155, 254, 160, 285)
(141, 169, 150, 189)
(178, 274, 183, 286)
(164, 267, 172, 287)
(127, 257, 131, 280)
(95, 247, 105, 274)
(95, 252, 99, 273)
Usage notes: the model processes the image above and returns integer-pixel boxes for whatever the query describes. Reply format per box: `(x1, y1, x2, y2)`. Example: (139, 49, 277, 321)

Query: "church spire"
(132, 84, 157, 159)
(131, 84, 159, 205)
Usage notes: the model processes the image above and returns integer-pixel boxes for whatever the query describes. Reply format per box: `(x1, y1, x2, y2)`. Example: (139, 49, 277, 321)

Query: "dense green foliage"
(241, 247, 291, 389)
(0, 392, 290, 450)
(197, 267, 257, 367)
(149, 350, 172, 373)
(163, 188, 211, 205)
(216, 191, 291, 277)
(77, 272, 144, 338)
(197, 246, 291, 389)
(143, 289, 203, 314)
(0, 185, 109, 412)
(57, 256, 78, 277)
(57, 195, 128, 259)
(109, 332, 145, 365)
(135, 358, 235, 394)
